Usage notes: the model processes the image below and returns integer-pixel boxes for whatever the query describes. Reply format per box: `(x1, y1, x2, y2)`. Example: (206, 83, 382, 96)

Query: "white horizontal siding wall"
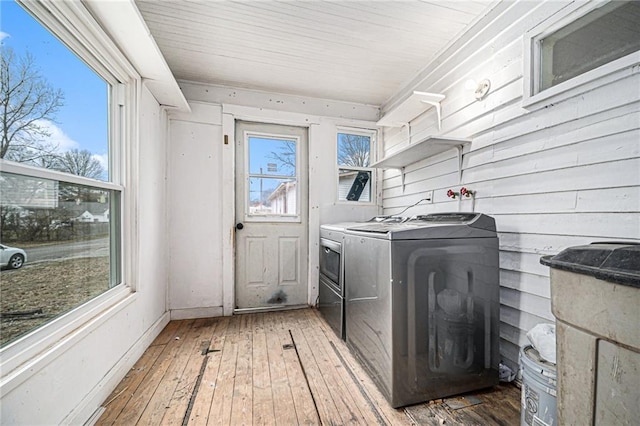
(380, 1, 640, 371)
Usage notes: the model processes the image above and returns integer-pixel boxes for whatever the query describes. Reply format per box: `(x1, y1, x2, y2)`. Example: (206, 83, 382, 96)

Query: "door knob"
(236, 223, 244, 230)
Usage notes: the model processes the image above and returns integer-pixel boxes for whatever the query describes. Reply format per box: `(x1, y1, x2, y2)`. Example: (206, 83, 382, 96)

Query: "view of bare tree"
(54, 149, 105, 180)
(338, 133, 370, 167)
(0, 46, 64, 163)
(267, 140, 296, 175)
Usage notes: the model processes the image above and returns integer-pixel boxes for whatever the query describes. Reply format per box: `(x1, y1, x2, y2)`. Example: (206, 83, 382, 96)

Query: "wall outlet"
(425, 190, 434, 203)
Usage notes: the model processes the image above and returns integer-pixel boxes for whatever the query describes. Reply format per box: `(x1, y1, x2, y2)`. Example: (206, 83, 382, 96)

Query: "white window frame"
(522, 0, 640, 110)
(0, 0, 140, 386)
(243, 130, 302, 223)
(336, 127, 377, 205)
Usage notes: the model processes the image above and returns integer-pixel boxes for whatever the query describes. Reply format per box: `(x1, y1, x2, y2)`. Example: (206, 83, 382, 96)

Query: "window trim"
(335, 127, 377, 205)
(0, 0, 140, 382)
(0, 286, 134, 393)
(0, 161, 124, 192)
(522, 0, 640, 110)
(18, 0, 137, 87)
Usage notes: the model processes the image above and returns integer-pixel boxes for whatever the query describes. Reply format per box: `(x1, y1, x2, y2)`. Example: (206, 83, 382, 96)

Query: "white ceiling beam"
(84, 0, 190, 112)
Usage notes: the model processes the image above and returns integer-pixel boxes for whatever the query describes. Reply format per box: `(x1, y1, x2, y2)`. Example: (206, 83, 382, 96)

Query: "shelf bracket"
(421, 100, 442, 130)
(403, 123, 411, 143)
(401, 167, 406, 192)
(376, 91, 445, 128)
(456, 145, 463, 184)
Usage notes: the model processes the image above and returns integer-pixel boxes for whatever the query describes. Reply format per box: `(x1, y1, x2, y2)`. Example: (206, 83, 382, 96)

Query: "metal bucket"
(520, 345, 557, 426)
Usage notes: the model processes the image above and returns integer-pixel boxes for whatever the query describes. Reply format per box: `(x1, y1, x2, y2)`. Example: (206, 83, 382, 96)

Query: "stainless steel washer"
(344, 213, 500, 407)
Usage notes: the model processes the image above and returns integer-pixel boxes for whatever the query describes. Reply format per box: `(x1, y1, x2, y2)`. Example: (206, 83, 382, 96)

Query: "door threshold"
(233, 304, 309, 315)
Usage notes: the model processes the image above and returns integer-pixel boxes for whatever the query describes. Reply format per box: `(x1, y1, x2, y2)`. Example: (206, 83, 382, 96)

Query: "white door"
(234, 121, 308, 311)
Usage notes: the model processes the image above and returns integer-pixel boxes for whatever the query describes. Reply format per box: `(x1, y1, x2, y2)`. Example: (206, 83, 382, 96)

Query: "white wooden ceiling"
(135, 1, 495, 107)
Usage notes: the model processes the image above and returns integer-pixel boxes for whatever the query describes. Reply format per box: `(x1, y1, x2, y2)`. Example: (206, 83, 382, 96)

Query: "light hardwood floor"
(96, 308, 520, 425)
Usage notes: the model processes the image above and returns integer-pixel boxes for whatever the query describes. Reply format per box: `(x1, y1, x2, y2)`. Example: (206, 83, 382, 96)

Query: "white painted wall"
(167, 82, 380, 314)
(378, 1, 640, 370)
(137, 86, 171, 324)
(0, 86, 170, 425)
(167, 102, 224, 319)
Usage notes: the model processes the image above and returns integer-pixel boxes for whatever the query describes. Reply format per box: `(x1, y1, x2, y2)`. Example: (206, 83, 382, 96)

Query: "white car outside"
(0, 244, 27, 269)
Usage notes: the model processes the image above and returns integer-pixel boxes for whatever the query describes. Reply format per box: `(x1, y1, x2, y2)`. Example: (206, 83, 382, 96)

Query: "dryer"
(319, 221, 356, 340)
(319, 216, 405, 340)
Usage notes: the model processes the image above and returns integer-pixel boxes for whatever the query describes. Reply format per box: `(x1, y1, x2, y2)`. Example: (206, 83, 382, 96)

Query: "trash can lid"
(540, 242, 640, 287)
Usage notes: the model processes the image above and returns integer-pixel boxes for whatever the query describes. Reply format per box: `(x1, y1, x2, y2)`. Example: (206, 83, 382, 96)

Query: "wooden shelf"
(371, 136, 470, 169)
(376, 91, 446, 128)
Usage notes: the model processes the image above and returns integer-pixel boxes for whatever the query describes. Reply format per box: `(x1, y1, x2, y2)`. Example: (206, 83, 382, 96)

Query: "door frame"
(233, 121, 308, 311)
(221, 104, 320, 315)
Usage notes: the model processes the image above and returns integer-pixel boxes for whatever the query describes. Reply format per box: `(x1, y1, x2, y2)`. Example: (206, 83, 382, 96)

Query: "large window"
(337, 129, 375, 203)
(0, 1, 124, 347)
(525, 0, 640, 105)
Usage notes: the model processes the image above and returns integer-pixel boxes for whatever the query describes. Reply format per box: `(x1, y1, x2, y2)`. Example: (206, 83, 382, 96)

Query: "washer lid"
(320, 215, 406, 233)
(405, 213, 496, 231)
(346, 212, 497, 240)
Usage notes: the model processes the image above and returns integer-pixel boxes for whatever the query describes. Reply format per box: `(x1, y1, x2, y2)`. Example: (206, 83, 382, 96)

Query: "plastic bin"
(540, 242, 640, 425)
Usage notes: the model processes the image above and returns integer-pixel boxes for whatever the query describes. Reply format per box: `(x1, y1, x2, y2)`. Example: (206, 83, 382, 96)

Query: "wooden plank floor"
(96, 308, 520, 425)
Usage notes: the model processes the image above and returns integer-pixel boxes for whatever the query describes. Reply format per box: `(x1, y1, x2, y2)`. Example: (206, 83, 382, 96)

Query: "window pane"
(249, 137, 296, 177)
(248, 178, 297, 215)
(338, 169, 371, 202)
(540, 1, 640, 91)
(0, 172, 118, 346)
(337, 133, 370, 167)
(2, 1, 109, 180)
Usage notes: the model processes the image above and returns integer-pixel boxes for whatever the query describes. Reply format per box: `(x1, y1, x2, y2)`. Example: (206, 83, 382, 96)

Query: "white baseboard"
(170, 306, 224, 320)
(66, 311, 170, 426)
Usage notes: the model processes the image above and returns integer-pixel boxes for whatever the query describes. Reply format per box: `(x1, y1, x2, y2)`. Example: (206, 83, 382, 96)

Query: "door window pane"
(249, 137, 296, 177)
(539, 1, 640, 91)
(249, 178, 297, 215)
(246, 134, 299, 217)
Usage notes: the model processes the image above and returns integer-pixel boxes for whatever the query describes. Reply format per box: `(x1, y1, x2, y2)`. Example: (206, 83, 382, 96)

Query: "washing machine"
(344, 213, 499, 407)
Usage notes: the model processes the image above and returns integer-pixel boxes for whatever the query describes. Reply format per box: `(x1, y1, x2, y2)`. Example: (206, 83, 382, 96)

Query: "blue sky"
(248, 137, 296, 203)
(1, 0, 108, 171)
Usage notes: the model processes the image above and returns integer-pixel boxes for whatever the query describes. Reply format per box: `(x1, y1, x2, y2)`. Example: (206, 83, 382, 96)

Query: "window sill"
(0, 285, 135, 395)
(335, 201, 378, 207)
